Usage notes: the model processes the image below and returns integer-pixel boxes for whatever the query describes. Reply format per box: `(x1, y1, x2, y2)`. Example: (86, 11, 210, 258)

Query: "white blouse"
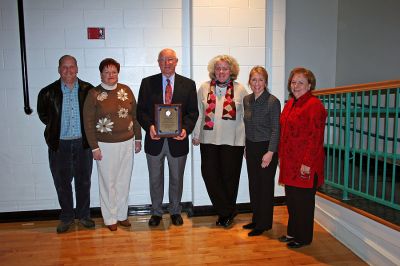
(193, 81, 248, 146)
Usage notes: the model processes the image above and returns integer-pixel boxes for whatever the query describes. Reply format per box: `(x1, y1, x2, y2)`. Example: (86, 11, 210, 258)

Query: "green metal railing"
(313, 80, 400, 211)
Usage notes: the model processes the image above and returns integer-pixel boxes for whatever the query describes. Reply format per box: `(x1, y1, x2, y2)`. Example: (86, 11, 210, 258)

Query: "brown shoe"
(107, 224, 117, 231)
(118, 219, 131, 227)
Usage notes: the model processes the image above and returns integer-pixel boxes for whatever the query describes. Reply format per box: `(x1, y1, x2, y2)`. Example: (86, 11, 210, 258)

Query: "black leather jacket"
(37, 78, 94, 151)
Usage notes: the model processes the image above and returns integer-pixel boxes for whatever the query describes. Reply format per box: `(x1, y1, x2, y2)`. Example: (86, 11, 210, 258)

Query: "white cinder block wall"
(0, 0, 286, 212)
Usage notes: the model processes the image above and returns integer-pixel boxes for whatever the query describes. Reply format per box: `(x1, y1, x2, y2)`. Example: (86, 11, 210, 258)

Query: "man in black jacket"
(37, 55, 95, 233)
(137, 48, 198, 227)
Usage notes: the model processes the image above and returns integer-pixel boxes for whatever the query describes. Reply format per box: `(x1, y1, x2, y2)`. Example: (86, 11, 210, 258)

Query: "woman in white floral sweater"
(83, 58, 142, 231)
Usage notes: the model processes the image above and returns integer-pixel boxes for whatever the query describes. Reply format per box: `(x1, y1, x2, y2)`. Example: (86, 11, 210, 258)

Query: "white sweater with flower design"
(83, 83, 142, 150)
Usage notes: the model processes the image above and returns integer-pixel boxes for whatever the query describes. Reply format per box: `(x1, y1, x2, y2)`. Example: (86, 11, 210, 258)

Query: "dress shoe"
(221, 216, 234, 228)
(148, 215, 162, 227)
(56, 221, 73, 233)
(107, 224, 117, 231)
(118, 219, 131, 227)
(171, 214, 183, 226)
(79, 218, 95, 229)
(287, 241, 308, 249)
(248, 229, 265, 236)
(278, 235, 295, 243)
(216, 216, 225, 226)
(242, 222, 256, 229)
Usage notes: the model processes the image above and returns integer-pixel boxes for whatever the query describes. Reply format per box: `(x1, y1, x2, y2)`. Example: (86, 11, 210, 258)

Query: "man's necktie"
(165, 79, 172, 104)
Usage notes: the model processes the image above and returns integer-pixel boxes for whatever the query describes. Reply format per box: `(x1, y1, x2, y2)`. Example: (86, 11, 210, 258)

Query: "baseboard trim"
(188, 196, 286, 217)
(315, 195, 400, 266)
(0, 208, 102, 223)
(0, 197, 286, 223)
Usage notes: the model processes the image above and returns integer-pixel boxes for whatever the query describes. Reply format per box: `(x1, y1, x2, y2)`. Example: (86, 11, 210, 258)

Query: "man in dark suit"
(137, 48, 198, 226)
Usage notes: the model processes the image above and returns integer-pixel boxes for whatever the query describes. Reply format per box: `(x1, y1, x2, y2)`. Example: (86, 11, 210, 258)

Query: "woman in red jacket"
(278, 67, 327, 248)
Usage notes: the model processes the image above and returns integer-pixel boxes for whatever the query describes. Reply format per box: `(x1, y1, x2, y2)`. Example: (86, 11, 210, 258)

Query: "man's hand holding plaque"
(154, 104, 182, 138)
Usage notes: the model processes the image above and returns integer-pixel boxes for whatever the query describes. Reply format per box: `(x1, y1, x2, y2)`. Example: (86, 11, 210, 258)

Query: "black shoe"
(278, 235, 295, 243)
(216, 216, 225, 226)
(171, 214, 183, 226)
(221, 216, 234, 228)
(242, 222, 256, 230)
(79, 218, 95, 229)
(56, 221, 73, 233)
(148, 215, 162, 226)
(287, 241, 308, 249)
(248, 229, 265, 236)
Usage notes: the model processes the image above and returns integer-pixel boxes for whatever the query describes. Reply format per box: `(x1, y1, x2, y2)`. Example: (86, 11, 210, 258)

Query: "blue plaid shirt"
(60, 80, 82, 139)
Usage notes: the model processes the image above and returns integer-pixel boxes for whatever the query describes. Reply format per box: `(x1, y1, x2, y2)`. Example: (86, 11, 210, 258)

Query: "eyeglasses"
(215, 67, 230, 72)
(103, 71, 118, 76)
(291, 80, 306, 86)
(158, 57, 177, 63)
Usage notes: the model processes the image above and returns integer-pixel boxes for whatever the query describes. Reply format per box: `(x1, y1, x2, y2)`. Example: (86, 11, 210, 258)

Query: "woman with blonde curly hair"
(192, 55, 248, 228)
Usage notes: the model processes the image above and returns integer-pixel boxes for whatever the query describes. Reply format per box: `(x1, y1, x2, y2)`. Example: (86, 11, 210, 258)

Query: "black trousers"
(49, 139, 93, 223)
(200, 144, 244, 218)
(245, 140, 278, 230)
(285, 175, 318, 244)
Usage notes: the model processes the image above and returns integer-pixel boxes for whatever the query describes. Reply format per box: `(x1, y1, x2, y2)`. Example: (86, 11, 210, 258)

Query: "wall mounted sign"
(87, 27, 105, 39)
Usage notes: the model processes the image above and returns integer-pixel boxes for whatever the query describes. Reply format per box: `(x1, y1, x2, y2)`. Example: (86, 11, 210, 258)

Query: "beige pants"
(97, 139, 133, 225)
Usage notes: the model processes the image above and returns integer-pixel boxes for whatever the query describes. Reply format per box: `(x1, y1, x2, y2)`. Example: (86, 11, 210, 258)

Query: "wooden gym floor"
(0, 206, 366, 265)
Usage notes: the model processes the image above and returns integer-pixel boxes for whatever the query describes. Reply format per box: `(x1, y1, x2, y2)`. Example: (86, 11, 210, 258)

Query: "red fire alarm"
(87, 27, 105, 40)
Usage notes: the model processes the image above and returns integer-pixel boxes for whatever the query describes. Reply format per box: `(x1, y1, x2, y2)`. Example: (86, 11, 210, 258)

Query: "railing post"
(343, 92, 351, 200)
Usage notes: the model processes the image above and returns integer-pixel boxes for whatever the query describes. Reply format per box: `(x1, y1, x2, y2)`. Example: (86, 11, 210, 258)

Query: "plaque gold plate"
(154, 104, 182, 137)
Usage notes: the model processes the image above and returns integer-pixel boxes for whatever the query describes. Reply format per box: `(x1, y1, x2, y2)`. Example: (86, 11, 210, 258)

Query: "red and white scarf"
(203, 79, 236, 130)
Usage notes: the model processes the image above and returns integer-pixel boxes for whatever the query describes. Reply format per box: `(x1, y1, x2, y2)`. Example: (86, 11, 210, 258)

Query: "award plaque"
(155, 104, 182, 137)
